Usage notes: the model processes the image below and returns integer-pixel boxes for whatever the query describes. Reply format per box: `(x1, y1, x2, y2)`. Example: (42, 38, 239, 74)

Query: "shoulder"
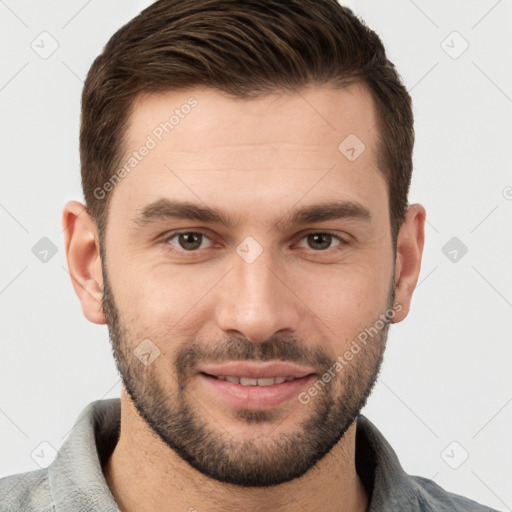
(412, 475, 499, 511)
(355, 415, 498, 511)
(0, 469, 54, 512)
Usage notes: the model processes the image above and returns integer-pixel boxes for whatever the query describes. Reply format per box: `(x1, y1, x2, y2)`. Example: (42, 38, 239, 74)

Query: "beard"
(101, 250, 394, 488)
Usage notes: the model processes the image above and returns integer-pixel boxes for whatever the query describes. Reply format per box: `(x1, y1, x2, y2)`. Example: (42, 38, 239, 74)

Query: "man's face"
(100, 84, 396, 486)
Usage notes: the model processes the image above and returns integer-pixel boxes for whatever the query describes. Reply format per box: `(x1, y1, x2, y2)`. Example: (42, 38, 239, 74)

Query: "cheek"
(108, 233, 393, 339)
(113, 267, 212, 335)
(293, 262, 392, 333)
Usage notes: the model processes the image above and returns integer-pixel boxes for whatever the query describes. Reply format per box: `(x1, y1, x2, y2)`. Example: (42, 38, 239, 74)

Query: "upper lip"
(198, 362, 316, 379)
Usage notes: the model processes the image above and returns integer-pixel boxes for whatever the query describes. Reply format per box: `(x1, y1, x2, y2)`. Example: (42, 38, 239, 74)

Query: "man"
(0, 0, 497, 510)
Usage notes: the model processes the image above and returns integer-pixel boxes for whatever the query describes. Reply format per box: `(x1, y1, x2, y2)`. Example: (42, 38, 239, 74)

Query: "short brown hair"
(80, 0, 414, 246)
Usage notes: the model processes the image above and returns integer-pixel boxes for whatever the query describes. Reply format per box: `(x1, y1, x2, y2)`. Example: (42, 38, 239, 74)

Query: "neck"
(103, 390, 368, 512)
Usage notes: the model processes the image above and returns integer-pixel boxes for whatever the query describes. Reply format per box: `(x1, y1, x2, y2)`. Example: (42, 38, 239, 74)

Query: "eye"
(161, 230, 348, 256)
(296, 232, 346, 251)
(164, 231, 214, 252)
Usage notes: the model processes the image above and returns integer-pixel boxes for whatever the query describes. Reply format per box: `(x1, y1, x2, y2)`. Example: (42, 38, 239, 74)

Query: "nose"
(214, 248, 302, 343)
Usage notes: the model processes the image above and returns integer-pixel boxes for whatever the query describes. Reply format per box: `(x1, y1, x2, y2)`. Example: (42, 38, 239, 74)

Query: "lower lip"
(198, 373, 316, 410)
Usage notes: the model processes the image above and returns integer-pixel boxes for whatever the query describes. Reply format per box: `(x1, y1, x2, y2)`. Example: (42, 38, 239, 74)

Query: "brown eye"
(297, 232, 344, 251)
(166, 232, 212, 252)
(307, 233, 333, 250)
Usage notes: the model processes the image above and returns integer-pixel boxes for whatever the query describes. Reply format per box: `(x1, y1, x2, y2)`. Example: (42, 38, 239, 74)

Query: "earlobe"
(391, 203, 426, 324)
(62, 201, 106, 325)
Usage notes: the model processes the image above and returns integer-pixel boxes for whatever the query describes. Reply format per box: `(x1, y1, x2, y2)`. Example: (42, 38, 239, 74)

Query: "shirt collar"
(355, 414, 421, 509)
(48, 398, 120, 511)
(47, 398, 422, 511)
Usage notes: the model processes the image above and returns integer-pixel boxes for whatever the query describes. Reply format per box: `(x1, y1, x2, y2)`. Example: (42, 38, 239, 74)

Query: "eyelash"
(161, 230, 348, 256)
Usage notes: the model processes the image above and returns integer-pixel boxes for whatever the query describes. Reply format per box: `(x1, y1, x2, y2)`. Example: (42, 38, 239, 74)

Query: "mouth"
(198, 361, 316, 380)
(200, 373, 303, 386)
(196, 362, 317, 410)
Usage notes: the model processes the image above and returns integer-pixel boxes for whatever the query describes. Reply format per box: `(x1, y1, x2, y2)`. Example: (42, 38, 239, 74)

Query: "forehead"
(125, 83, 379, 164)
(107, 83, 387, 230)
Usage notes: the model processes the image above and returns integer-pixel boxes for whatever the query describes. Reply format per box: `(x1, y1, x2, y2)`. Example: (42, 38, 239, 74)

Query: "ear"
(62, 201, 106, 324)
(391, 203, 426, 323)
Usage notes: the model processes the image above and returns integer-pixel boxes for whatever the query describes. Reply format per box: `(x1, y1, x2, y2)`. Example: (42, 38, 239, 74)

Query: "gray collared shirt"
(0, 398, 498, 511)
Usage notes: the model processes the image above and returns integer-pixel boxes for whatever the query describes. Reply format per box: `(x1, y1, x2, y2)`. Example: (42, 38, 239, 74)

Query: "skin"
(63, 83, 425, 512)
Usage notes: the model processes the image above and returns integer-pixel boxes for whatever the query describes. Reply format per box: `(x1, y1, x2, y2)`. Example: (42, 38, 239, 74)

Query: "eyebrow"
(131, 198, 371, 229)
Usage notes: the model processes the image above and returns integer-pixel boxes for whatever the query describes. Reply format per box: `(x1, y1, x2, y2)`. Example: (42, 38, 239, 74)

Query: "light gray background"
(1, 0, 511, 509)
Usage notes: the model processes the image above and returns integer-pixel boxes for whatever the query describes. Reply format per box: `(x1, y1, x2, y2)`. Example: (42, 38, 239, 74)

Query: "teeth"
(240, 377, 258, 386)
(216, 376, 293, 386)
(257, 378, 276, 386)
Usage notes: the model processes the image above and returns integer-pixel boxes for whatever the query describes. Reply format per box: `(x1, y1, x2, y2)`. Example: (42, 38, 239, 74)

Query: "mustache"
(175, 334, 334, 375)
